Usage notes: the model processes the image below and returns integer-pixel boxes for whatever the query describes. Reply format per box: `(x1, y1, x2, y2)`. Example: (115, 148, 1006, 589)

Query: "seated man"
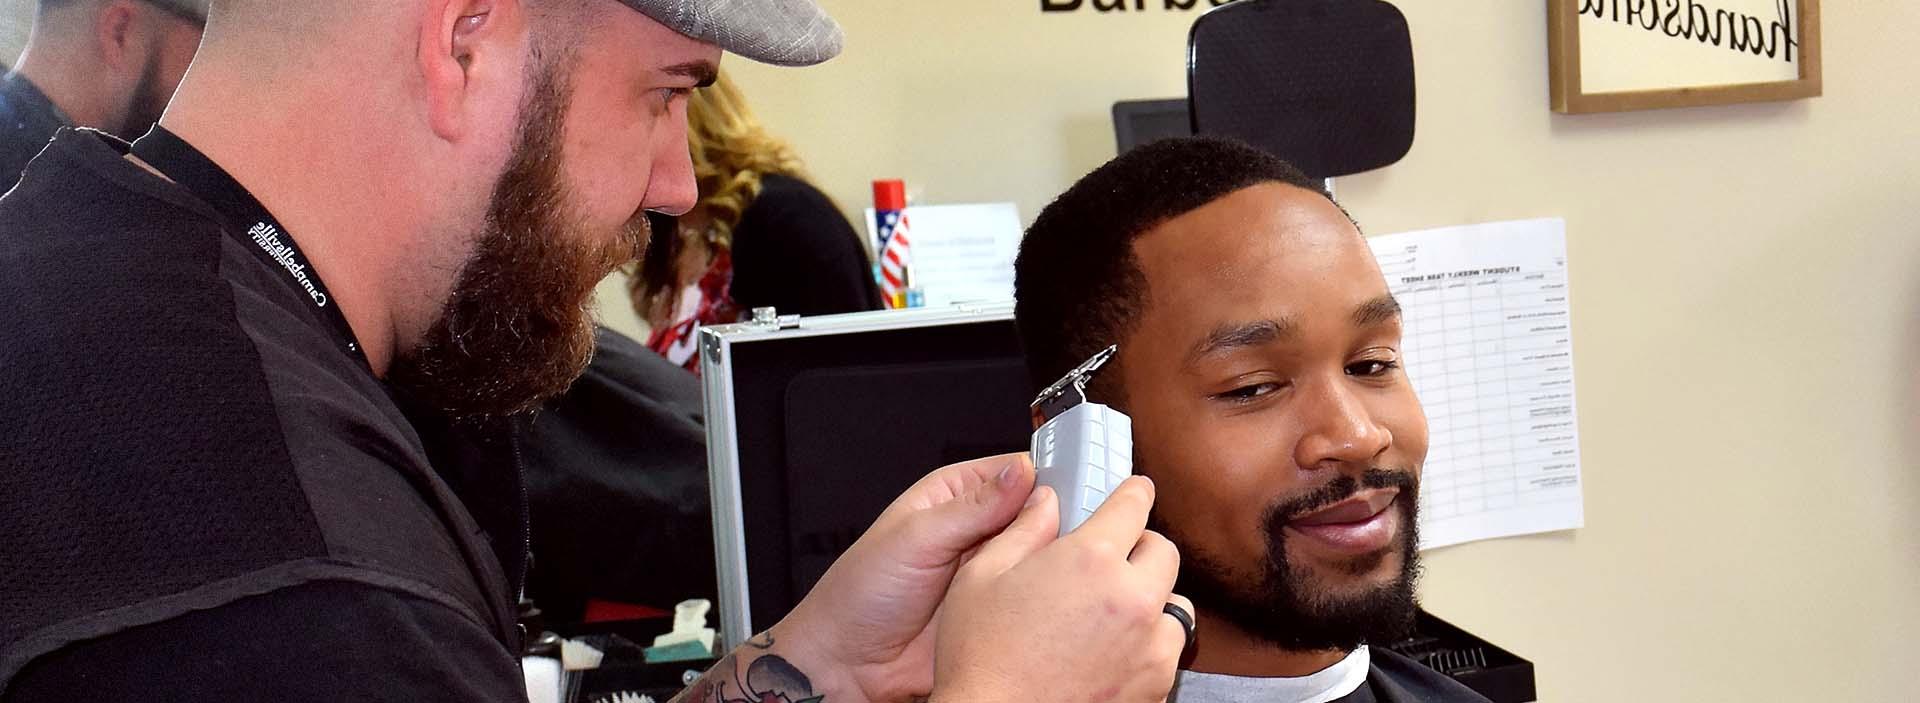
(1014, 137, 1488, 702)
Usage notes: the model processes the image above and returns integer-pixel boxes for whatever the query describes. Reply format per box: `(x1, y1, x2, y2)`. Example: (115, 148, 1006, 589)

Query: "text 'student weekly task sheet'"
(1369, 218, 1585, 550)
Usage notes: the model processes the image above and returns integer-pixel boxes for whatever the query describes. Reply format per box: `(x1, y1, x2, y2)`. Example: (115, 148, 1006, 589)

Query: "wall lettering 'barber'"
(1039, 0, 1234, 13)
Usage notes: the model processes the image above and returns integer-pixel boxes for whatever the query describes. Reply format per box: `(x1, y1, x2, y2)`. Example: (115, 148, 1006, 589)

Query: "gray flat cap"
(618, 0, 843, 67)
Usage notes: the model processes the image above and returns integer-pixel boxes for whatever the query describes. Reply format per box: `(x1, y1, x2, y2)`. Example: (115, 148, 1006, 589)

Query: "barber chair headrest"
(1188, 0, 1416, 180)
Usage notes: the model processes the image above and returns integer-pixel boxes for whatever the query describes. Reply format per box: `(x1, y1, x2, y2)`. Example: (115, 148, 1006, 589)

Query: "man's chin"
(389, 309, 599, 419)
(1285, 533, 1406, 580)
(1289, 551, 1405, 600)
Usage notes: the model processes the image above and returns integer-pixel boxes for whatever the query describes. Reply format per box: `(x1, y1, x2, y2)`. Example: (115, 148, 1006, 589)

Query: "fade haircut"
(1013, 137, 1349, 399)
(202, 0, 585, 60)
(39, 0, 205, 24)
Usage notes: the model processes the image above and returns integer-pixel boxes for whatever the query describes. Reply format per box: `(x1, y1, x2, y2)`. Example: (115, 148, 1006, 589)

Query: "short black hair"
(1013, 136, 1345, 397)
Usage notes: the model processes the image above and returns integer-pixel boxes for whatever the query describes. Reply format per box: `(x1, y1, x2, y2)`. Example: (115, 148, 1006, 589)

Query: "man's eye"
(1216, 383, 1280, 403)
(1346, 360, 1401, 377)
(654, 87, 689, 108)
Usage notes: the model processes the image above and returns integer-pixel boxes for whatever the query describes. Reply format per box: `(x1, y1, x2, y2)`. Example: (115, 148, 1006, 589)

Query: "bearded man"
(1015, 137, 1491, 702)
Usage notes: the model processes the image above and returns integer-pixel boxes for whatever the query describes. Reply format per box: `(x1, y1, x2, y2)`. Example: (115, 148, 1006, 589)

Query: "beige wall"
(721, 1, 1920, 701)
(0, 0, 29, 63)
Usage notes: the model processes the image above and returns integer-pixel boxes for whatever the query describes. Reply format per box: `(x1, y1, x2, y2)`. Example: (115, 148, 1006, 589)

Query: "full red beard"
(388, 64, 647, 419)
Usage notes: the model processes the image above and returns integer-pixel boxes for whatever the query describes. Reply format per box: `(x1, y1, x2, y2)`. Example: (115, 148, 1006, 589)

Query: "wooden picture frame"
(1549, 0, 1822, 114)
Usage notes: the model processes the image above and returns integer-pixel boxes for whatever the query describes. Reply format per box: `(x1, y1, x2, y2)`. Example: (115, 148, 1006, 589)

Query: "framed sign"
(1549, 0, 1821, 114)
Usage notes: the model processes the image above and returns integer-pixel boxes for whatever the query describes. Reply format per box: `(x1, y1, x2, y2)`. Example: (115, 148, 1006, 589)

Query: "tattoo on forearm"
(672, 634, 821, 703)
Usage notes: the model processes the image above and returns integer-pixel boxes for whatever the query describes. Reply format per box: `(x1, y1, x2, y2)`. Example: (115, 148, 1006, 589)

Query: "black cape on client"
(523, 327, 717, 622)
(1170, 646, 1492, 703)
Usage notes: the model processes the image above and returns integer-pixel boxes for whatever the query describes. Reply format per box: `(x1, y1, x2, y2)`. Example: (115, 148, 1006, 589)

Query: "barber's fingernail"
(999, 461, 1028, 489)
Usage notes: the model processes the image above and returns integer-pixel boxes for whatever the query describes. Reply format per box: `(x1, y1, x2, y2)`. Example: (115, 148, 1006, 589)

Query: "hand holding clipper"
(1029, 345, 1133, 536)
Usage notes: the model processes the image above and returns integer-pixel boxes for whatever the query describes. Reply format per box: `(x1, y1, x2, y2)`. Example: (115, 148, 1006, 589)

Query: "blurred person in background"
(0, 0, 205, 190)
(632, 69, 880, 371)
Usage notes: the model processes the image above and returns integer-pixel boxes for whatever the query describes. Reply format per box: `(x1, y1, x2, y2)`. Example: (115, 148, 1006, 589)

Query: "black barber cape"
(523, 326, 717, 621)
(1347, 648, 1490, 702)
(1171, 646, 1491, 703)
(0, 129, 530, 702)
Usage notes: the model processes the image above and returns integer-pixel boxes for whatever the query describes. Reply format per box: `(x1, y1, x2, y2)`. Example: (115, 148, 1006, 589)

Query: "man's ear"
(419, 0, 519, 142)
(92, 0, 143, 72)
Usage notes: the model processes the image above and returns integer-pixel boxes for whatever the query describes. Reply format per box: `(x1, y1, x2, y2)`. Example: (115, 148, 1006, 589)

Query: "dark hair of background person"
(1013, 136, 1350, 399)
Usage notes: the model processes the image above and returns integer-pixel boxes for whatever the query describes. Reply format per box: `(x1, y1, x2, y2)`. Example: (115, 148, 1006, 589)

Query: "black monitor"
(1112, 98, 1194, 154)
(699, 305, 1032, 645)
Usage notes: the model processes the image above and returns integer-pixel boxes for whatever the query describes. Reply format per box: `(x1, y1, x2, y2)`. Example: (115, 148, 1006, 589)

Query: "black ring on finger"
(1162, 602, 1196, 652)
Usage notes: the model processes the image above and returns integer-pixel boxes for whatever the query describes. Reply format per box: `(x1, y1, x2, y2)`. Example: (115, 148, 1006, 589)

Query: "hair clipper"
(1029, 345, 1133, 536)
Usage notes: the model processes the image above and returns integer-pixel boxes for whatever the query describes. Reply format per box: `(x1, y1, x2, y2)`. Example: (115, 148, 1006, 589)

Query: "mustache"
(1265, 468, 1418, 528)
(593, 210, 651, 274)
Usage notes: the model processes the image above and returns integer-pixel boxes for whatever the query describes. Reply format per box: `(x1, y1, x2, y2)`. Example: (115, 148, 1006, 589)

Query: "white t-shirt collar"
(1169, 645, 1370, 703)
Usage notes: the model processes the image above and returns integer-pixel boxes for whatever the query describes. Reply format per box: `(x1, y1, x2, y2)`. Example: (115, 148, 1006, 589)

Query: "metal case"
(698, 302, 1023, 648)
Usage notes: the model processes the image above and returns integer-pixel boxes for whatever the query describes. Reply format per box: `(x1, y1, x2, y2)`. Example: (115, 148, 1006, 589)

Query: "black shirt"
(728, 172, 883, 316)
(0, 129, 528, 701)
(0, 73, 71, 193)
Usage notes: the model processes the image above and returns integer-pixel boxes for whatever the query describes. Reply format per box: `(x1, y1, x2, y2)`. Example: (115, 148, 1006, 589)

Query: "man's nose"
(1292, 377, 1392, 471)
(646, 150, 698, 216)
(643, 124, 699, 216)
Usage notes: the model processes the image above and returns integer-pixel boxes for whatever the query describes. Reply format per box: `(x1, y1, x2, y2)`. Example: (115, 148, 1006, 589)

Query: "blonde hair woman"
(633, 71, 880, 371)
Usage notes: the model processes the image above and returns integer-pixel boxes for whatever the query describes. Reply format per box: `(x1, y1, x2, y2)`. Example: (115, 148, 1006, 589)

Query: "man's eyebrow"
(1353, 295, 1402, 327)
(1188, 318, 1297, 367)
(661, 61, 719, 88)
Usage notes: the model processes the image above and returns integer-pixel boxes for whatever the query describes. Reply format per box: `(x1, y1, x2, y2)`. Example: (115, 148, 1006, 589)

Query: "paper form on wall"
(1368, 218, 1585, 550)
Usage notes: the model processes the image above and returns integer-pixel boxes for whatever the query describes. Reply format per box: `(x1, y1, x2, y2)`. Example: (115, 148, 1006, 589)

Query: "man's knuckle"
(1079, 538, 1121, 564)
(1144, 635, 1178, 664)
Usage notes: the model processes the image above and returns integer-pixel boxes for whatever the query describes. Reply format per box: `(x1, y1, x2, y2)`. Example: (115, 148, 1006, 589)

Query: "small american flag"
(878, 211, 912, 307)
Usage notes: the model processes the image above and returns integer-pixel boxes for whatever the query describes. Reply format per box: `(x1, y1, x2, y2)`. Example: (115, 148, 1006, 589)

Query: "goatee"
(1153, 468, 1423, 653)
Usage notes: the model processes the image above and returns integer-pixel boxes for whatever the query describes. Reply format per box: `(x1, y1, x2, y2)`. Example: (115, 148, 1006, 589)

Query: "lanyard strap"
(132, 127, 370, 372)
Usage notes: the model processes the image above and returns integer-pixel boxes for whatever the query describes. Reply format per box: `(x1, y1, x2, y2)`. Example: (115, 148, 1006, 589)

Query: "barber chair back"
(1187, 0, 1417, 180)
